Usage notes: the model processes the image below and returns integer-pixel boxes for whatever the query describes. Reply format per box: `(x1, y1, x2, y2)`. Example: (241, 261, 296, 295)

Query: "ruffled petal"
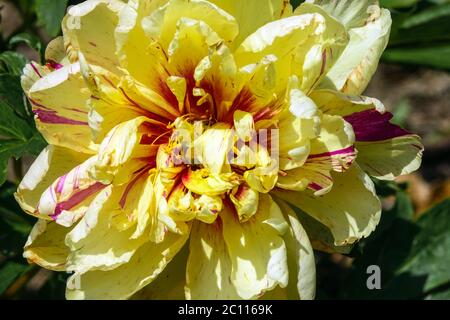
(235, 10, 348, 93)
(23, 219, 71, 271)
(65, 183, 151, 273)
(15, 145, 90, 218)
(91, 116, 160, 185)
(274, 198, 316, 300)
(209, 0, 293, 46)
(229, 184, 259, 222)
(63, 0, 125, 74)
(66, 230, 189, 300)
(274, 164, 381, 246)
(26, 63, 96, 153)
(37, 156, 107, 227)
(132, 243, 187, 300)
(142, 0, 238, 50)
(343, 107, 424, 180)
(185, 220, 240, 299)
(221, 195, 289, 299)
(115, 0, 171, 90)
(306, 1, 391, 94)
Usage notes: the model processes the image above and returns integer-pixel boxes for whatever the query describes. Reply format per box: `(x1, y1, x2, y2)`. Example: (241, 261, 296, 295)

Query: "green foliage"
(0, 182, 36, 296)
(34, 0, 69, 37)
(383, 0, 450, 69)
(9, 33, 43, 55)
(342, 195, 450, 299)
(0, 72, 46, 185)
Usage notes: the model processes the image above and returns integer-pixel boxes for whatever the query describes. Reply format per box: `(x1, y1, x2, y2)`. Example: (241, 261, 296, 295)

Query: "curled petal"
(23, 219, 71, 271)
(221, 195, 289, 299)
(26, 63, 97, 153)
(274, 164, 381, 246)
(66, 230, 189, 300)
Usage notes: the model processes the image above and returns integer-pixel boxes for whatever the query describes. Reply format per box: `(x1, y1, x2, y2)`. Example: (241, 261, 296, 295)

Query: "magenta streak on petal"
(33, 109, 88, 125)
(56, 175, 67, 194)
(31, 62, 42, 78)
(119, 170, 148, 209)
(319, 49, 327, 76)
(29, 99, 51, 110)
(46, 60, 63, 70)
(344, 109, 410, 142)
(308, 183, 322, 191)
(65, 107, 88, 114)
(73, 166, 80, 190)
(50, 182, 106, 220)
(308, 146, 355, 159)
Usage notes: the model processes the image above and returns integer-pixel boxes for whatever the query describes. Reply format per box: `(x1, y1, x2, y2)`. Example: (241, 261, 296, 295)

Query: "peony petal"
(356, 136, 424, 180)
(115, 0, 171, 91)
(168, 18, 222, 75)
(221, 195, 289, 299)
(63, 0, 125, 74)
(277, 160, 333, 196)
(274, 164, 381, 246)
(65, 183, 151, 273)
(142, 0, 238, 50)
(209, 0, 293, 46)
(312, 1, 391, 95)
(15, 145, 90, 218)
(182, 168, 240, 196)
(274, 198, 316, 299)
(229, 184, 259, 222)
(343, 107, 424, 180)
(91, 116, 160, 185)
(235, 10, 348, 93)
(132, 243, 188, 300)
(185, 220, 240, 299)
(26, 63, 96, 153)
(304, 0, 379, 29)
(66, 230, 189, 300)
(37, 156, 107, 227)
(308, 114, 356, 172)
(311, 88, 385, 117)
(193, 123, 234, 174)
(23, 219, 71, 271)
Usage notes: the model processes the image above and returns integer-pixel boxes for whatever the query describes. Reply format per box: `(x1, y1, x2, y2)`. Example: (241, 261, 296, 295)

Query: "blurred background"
(0, 0, 449, 300)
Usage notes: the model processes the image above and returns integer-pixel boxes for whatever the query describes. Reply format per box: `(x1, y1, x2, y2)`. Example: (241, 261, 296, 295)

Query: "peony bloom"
(16, 0, 422, 300)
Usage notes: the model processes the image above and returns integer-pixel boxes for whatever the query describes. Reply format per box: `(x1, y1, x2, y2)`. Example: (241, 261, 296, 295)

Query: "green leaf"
(426, 286, 450, 300)
(343, 196, 450, 299)
(9, 33, 42, 54)
(0, 181, 34, 257)
(0, 73, 46, 185)
(0, 74, 32, 119)
(35, 0, 69, 37)
(383, 45, 450, 70)
(398, 199, 450, 292)
(0, 261, 31, 294)
(391, 99, 412, 127)
(402, 3, 450, 28)
(290, 0, 304, 9)
(0, 52, 28, 76)
(381, 0, 420, 8)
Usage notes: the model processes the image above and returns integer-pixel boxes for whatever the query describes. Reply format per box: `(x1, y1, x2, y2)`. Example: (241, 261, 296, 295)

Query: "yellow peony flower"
(16, 0, 423, 300)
